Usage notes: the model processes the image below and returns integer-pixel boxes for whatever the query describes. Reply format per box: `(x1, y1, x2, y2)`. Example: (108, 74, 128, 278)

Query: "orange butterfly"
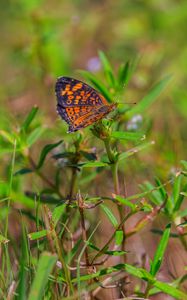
(55, 77, 117, 132)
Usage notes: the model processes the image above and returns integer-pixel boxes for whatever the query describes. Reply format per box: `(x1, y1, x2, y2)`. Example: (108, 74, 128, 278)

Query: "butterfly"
(55, 77, 117, 133)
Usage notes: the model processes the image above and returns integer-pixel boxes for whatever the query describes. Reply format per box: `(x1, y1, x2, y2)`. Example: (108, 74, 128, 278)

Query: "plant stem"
(104, 138, 126, 257)
(43, 205, 73, 295)
(77, 193, 90, 267)
(144, 282, 152, 298)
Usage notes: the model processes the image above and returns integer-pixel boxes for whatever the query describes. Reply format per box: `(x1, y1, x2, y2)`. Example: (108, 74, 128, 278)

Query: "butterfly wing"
(55, 76, 108, 107)
(68, 103, 117, 132)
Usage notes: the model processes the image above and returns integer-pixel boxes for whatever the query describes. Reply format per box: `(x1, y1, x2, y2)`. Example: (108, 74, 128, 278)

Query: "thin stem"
(43, 205, 74, 295)
(144, 282, 152, 298)
(104, 138, 115, 163)
(69, 168, 77, 200)
(104, 138, 126, 259)
(77, 193, 90, 267)
(111, 162, 120, 195)
(91, 211, 134, 264)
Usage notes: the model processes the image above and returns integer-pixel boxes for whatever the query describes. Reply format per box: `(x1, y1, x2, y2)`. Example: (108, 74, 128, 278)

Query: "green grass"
(0, 1, 187, 299)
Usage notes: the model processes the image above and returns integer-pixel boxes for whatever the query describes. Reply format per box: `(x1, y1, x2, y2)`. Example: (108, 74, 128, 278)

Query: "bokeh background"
(1, 0, 187, 299)
(1, 0, 187, 168)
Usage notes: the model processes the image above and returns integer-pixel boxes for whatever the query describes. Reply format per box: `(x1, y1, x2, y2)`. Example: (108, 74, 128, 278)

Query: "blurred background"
(0, 1, 187, 298)
(1, 0, 187, 169)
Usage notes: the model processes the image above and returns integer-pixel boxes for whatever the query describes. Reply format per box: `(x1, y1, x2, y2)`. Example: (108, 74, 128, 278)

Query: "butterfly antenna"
(117, 102, 137, 105)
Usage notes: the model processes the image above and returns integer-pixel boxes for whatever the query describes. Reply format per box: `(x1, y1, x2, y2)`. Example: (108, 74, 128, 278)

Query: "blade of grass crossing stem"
(150, 224, 171, 276)
(28, 252, 57, 300)
(127, 75, 172, 117)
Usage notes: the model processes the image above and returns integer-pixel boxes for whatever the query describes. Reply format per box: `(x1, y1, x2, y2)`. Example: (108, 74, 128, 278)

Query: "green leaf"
(66, 239, 82, 264)
(150, 224, 171, 276)
(27, 127, 46, 147)
(37, 140, 63, 169)
(98, 50, 116, 88)
(127, 75, 172, 117)
(28, 230, 47, 240)
(14, 168, 33, 176)
(118, 141, 155, 161)
(125, 264, 187, 300)
(140, 181, 163, 205)
(105, 250, 127, 256)
(78, 70, 113, 102)
(73, 264, 126, 282)
(28, 252, 57, 300)
(173, 184, 187, 212)
(114, 195, 136, 211)
(52, 203, 66, 227)
(181, 160, 187, 171)
(79, 161, 108, 168)
(100, 204, 118, 227)
(154, 280, 187, 300)
(115, 230, 123, 246)
(20, 106, 39, 132)
(154, 177, 167, 200)
(172, 175, 182, 203)
(0, 129, 15, 145)
(125, 264, 154, 282)
(118, 61, 130, 86)
(111, 131, 145, 141)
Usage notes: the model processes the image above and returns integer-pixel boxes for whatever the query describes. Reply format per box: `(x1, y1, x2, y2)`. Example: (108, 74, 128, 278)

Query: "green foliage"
(0, 5, 187, 296)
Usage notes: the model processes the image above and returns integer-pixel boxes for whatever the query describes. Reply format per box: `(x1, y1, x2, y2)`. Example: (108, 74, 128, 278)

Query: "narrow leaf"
(150, 224, 171, 276)
(28, 252, 57, 300)
(98, 51, 116, 88)
(14, 168, 33, 176)
(28, 230, 47, 240)
(100, 204, 118, 227)
(115, 230, 124, 246)
(52, 203, 66, 227)
(128, 75, 172, 117)
(37, 140, 63, 169)
(21, 106, 39, 132)
(111, 131, 145, 141)
(118, 61, 130, 86)
(114, 195, 136, 211)
(154, 280, 187, 300)
(118, 141, 155, 161)
(27, 127, 46, 147)
(79, 161, 108, 168)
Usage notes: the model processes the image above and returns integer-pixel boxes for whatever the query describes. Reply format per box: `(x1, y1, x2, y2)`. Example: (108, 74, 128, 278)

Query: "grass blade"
(20, 106, 39, 132)
(37, 140, 63, 169)
(150, 223, 171, 276)
(28, 252, 57, 300)
(98, 50, 116, 88)
(100, 204, 118, 227)
(127, 75, 172, 117)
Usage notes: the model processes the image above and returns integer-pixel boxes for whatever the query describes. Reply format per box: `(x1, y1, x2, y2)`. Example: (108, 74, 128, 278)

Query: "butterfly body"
(55, 77, 117, 132)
